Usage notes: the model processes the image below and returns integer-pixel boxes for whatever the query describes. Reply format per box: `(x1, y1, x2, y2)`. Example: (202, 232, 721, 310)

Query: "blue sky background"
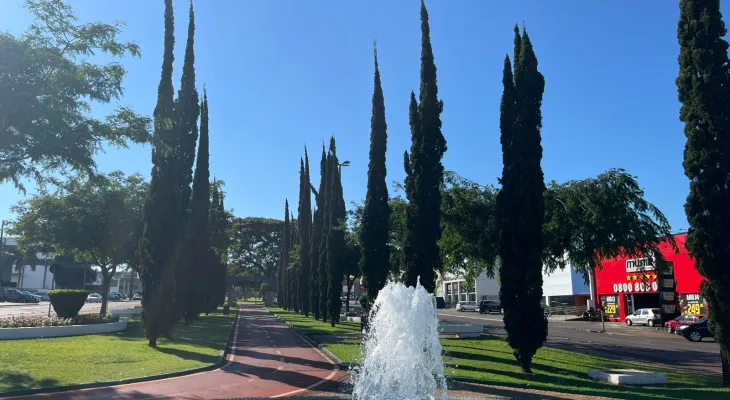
(1, 0, 716, 232)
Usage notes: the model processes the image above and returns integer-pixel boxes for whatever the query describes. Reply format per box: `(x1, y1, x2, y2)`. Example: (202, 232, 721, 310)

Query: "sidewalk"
(0, 302, 28, 307)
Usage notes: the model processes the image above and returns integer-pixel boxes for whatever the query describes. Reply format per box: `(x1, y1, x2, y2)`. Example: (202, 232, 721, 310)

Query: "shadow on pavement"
(231, 348, 333, 370)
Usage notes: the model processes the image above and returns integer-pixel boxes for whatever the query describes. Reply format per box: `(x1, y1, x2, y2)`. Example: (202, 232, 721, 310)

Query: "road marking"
(269, 317, 341, 399)
(275, 350, 281, 355)
(277, 366, 284, 371)
(224, 308, 242, 367)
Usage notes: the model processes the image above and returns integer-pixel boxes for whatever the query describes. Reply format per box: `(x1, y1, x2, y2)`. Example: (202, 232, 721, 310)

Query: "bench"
(438, 323, 483, 339)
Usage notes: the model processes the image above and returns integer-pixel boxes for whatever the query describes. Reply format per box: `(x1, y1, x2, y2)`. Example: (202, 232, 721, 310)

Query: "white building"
(4, 238, 57, 290)
(542, 262, 591, 311)
(438, 270, 499, 305)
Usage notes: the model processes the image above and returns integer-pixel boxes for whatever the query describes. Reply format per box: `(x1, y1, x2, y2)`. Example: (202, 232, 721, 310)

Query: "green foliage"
(180, 89, 209, 323)
(0, 0, 151, 191)
(138, 0, 178, 347)
(403, 0, 447, 294)
(326, 138, 347, 326)
(11, 172, 147, 315)
(260, 282, 272, 294)
(278, 201, 291, 310)
(48, 289, 89, 318)
(229, 217, 283, 277)
(298, 151, 313, 316)
(360, 44, 390, 302)
(207, 182, 230, 311)
(319, 147, 334, 322)
(677, 0, 730, 385)
(310, 145, 328, 320)
(359, 294, 370, 311)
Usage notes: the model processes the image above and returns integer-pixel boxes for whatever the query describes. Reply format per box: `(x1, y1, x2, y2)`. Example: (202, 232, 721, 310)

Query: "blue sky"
(0, 0, 713, 232)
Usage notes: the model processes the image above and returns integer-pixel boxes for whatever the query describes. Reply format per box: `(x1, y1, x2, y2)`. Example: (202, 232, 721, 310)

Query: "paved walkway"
(13, 307, 346, 399)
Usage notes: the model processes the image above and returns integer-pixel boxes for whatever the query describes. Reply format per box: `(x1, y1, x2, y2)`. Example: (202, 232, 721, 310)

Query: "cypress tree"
(360, 43, 390, 302)
(403, 0, 447, 294)
(290, 214, 299, 313)
(138, 0, 177, 347)
(210, 186, 229, 309)
(677, 0, 730, 385)
(298, 151, 312, 316)
(319, 144, 335, 322)
(182, 90, 210, 323)
(280, 201, 290, 310)
(497, 25, 547, 373)
(326, 138, 346, 326)
(310, 145, 327, 319)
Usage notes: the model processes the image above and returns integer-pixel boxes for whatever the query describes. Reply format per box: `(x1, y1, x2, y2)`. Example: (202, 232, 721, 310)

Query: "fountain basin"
(438, 323, 483, 339)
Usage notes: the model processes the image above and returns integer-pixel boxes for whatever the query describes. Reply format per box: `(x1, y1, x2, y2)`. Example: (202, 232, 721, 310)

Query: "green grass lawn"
(265, 310, 728, 400)
(323, 338, 728, 400)
(0, 311, 234, 394)
(267, 307, 361, 336)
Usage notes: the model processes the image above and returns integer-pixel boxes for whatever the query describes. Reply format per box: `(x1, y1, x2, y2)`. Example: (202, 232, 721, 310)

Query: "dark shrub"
(358, 294, 370, 311)
(260, 283, 271, 294)
(48, 289, 89, 318)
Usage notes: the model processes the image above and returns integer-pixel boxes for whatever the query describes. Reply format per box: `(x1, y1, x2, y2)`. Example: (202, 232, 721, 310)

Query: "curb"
(0, 308, 241, 399)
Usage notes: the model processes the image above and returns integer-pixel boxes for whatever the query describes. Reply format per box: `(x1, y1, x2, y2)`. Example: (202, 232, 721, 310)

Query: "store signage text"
(612, 281, 659, 293)
(625, 258, 655, 273)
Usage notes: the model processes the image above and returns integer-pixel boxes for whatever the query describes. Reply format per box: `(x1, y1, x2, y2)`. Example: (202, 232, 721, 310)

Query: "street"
(438, 309, 722, 377)
(0, 300, 141, 318)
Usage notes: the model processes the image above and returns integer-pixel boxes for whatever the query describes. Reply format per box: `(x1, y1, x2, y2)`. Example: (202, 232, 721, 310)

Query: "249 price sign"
(679, 294, 706, 315)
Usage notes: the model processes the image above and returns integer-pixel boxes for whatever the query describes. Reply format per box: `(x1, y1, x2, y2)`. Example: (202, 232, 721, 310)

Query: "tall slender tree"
(403, 0, 447, 294)
(207, 182, 229, 310)
(326, 138, 346, 326)
(169, 0, 200, 325)
(360, 43, 390, 303)
(310, 145, 327, 319)
(677, 0, 730, 385)
(182, 90, 210, 322)
(138, 0, 178, 347)
(497, 25, 547, 373)
(279, 201, 290, 310)
(319, 144, 335, 322)
(298, 151, 312, 316)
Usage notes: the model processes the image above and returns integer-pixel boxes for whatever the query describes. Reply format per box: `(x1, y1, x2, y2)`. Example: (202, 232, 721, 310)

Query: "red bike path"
(13, 306, 348, 399)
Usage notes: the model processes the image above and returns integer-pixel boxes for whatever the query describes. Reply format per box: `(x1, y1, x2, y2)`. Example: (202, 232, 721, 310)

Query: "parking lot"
(0, 300, 141, 318)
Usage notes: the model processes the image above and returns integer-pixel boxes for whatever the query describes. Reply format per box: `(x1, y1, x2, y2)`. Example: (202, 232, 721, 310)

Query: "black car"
(479, 300, 502, 314)
(3, 288, 39, 303)
(677, 317, 713, 342)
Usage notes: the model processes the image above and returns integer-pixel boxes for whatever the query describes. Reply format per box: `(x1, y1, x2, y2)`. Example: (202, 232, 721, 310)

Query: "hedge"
(48, 289, 89, 318)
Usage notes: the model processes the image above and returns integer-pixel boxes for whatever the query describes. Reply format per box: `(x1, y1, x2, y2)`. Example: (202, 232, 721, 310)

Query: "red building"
(593, 233, 707, 321)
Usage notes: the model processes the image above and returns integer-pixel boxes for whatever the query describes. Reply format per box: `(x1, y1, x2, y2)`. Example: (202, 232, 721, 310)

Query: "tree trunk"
(100, 270, 111, 315)
(346, 279, 354, 313)
(721, 343, 730, 387)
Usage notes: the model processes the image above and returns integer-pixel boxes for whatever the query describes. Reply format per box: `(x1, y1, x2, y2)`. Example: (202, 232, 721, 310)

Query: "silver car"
(625, 308, 661, 327)
(456, 301, 477, 312)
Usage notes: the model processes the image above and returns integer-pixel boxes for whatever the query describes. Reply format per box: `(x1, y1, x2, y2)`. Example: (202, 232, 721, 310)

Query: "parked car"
(677, 317, 713, 342)
(86, 293, 102, 303)
(132, 293, 142, 301)
(625, 308, 662, 327)
(3, 289, 39, 303)
(479, 300, 502, 314)
(108, 293, 122, 301)
(455, 301, 477, 312)
(19, 291, 42, 303)
(665, 314, 706, 333)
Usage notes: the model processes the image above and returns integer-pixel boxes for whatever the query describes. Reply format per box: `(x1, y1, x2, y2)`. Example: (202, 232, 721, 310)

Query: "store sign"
(679, 293, 706, 315)
(625, 258, 655, 273)
(600, 295, 620, 319)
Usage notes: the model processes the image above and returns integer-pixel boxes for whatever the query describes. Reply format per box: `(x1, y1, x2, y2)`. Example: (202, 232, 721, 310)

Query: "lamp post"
(338, 160, 350, 174)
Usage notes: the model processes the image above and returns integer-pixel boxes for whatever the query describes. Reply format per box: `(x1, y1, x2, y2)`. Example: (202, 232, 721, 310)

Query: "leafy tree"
(360, 43, 390, 303)
(319, 146, 334, 322)
(326, 138, 347, 326)
(497, 25, 547, 373)
(677, 0, 730, 385)
(207, 181, 230, 310)
(310, 145, 327, 319)
(344, 230, 363, 314)
(180, 89, 209, 323)
(403, 0, 447, 294)
(10, 171, 147, 315)
(229, 217, 282, 277)
(0, 0, 151, 191)
(278, 200, 291, 310)
(137, 0, 178, 347)
(298, 151, 312, 316)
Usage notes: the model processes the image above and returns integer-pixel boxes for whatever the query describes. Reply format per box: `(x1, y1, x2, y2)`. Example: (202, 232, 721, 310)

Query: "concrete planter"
(110, 308, 142, 318)
(0, 319, 127, 340)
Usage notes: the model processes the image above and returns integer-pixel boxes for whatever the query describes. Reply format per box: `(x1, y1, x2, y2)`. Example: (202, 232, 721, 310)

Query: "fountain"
(352, 280, 448, 400)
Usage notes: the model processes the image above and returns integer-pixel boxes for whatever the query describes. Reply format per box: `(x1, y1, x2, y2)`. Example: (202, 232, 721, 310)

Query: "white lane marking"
(275, 350, 281, 355)
(224, 308, 242, 367)
(270, 321, 340, 398)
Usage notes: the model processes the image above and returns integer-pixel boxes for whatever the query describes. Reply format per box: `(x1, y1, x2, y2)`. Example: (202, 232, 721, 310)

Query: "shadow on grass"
(0, 371, 60, 392)
(443, 344, 727, 400)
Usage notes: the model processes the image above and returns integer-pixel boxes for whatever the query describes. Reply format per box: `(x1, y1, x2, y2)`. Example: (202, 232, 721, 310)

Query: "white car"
(86, 293, 102, 303)
(455, 302, 477, 312)
(625, 308, 661, 327)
